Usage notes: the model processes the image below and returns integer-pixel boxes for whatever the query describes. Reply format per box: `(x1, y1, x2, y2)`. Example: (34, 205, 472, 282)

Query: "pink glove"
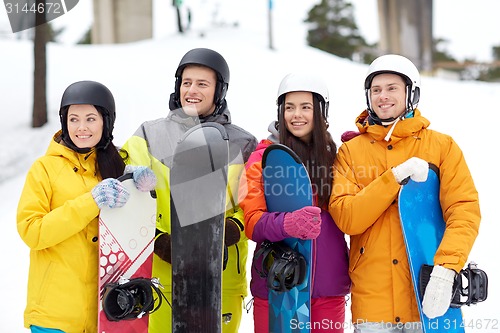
(283, 206, 322, 240)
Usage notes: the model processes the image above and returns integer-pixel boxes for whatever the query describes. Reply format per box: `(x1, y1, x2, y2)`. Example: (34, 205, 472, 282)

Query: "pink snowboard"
(98, 173, 157, 333)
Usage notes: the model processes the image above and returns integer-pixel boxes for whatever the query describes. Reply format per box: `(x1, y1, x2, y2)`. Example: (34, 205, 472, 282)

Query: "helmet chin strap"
(384, 116, 401, 141)
(380, 116, 399, 126)
(382, 106, 414, 141)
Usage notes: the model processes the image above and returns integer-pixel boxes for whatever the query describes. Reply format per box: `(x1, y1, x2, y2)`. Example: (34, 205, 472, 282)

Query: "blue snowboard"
(399, 166, 464, 333)
(262, 144, 312, 333)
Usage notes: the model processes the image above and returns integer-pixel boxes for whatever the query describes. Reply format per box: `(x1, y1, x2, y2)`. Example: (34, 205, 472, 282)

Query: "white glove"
(392, 157, 428, 184)
(422, 265, 456, 318)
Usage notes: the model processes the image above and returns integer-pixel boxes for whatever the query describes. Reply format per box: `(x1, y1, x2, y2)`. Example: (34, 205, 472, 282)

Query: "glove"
(392, 157, 429, 184)
(92, 178, 130, 209)
(422, 265, 456, 318)
(225, 217, 242, 247)
(154, 232, 171, 263)
(283, 206, 322, 240)
(125, 165, 157, 192)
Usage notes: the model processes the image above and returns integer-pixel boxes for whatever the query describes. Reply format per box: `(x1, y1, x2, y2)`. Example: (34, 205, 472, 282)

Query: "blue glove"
(92, 178, 130, 209)
(125, 165, 157, 192)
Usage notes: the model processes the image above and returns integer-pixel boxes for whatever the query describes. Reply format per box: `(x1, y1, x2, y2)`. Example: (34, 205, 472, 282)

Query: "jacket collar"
(356, 109, 430, 143)
(48, 130, 98, 172)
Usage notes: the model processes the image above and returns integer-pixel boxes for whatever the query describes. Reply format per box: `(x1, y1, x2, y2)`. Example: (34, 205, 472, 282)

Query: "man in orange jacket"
(329, 54, 481, 333)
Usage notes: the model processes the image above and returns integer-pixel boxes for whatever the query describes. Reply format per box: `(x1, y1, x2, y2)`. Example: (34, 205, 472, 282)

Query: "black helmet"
(170, 48, 230, 115)
(59, 80, 115, 153)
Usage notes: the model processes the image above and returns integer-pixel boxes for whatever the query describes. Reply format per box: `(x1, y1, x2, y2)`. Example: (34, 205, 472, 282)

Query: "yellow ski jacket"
(17, 131, 101, 333)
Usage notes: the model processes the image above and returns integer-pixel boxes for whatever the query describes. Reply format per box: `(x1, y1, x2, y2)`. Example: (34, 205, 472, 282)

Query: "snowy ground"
(1, 4, 500, 333)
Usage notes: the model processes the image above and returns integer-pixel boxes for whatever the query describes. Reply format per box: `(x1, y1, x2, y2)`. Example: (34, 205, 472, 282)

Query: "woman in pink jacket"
(240, 73, 350, 333)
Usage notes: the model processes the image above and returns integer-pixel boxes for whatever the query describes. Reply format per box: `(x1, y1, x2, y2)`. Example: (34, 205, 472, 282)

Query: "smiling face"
(369, 73, 407, 120)
(179, 65, 217, 117)
(67, 104, 104, 149)
(283, 91, 315, 143)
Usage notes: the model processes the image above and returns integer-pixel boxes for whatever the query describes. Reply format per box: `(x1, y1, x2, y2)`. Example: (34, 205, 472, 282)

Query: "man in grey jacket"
(122, 48, 257, 333)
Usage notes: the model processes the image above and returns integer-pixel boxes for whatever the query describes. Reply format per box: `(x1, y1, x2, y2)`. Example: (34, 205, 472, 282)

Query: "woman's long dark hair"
(94, 106, 127, 179)
(96, 143, 127, 179)
(278, 93, 337, 208)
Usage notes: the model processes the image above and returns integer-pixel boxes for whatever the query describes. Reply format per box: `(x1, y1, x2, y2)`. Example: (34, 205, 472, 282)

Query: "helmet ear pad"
(411, 86, 420, 105)
(171, 77, 183, 109)
(216, 81, 228, 106)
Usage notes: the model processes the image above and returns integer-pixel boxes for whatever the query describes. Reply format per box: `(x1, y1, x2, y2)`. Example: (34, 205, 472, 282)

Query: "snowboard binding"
(222, 312, 232, 324)
(419, 262, 488, 308)
(253, 240, 307, 293)
(101, 277, 169, 321)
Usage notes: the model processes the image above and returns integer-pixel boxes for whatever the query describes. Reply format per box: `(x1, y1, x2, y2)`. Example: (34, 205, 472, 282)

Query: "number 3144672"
(5, 2, 63, 14)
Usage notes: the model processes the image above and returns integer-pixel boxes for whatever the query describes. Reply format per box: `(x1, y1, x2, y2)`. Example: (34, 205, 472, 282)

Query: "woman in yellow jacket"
(17, 81, 155, 333)
(329, 55, 481, 333)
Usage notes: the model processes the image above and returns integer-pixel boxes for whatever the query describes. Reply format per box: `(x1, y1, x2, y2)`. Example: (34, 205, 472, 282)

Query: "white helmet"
(364, 54, 421, 124)
(277, 72, 330, 119)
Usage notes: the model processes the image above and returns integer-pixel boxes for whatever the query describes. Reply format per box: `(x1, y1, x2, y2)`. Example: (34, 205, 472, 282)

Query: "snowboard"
(399, 165, 465, 333)
(170, 123, 229, 332)
(98, 172, 157, 332)
(262, 144, 313, 333)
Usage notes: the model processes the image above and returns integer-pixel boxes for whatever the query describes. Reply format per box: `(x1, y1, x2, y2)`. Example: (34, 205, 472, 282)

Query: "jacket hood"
(356, 109, 430, 144)
(266, 121, 279, 143)
(48, 130, 97, 173)
(245, 121, 278, 166)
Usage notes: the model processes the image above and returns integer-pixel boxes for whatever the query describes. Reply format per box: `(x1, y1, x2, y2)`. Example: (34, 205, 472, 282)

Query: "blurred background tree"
(478, 45, 500, 82)
(304, 0, 377, 64)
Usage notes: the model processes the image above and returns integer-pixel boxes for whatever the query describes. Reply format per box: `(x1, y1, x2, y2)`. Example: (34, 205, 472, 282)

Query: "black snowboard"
(170, 123, 229, 333)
